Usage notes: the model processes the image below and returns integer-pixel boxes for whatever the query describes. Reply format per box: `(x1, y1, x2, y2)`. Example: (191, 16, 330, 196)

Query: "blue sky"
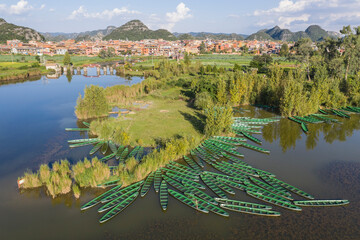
(0, 0, 360, 34)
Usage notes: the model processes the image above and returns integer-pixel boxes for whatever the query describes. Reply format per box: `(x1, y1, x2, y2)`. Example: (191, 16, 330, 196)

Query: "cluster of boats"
(72, 118, 349, 224)
(289, 106, 360, 133)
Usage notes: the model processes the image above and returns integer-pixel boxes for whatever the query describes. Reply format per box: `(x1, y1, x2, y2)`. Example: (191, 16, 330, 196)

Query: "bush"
(72, 184, 81, 199)
(75, 85, 110, 119)
(194, 91, 213, 109)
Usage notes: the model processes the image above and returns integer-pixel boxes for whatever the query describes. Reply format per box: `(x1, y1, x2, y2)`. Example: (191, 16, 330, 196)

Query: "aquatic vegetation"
(75, 85, 110, 119)
(20, 171, 42, 189)
(90, 118, 131, 146)
(72, 184, 81, 199)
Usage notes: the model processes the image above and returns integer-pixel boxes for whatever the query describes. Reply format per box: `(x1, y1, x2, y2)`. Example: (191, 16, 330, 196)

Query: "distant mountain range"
(0, 18, 341, 44)
(246, 25, 341, 41)
(0, 18, 44, 43)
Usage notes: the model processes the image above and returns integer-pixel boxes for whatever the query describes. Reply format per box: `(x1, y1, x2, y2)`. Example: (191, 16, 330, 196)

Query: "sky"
(0, 0, 360, 34)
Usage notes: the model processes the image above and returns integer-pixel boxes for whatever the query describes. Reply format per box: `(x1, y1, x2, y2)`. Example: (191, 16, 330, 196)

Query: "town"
(0, 38, 295, 57)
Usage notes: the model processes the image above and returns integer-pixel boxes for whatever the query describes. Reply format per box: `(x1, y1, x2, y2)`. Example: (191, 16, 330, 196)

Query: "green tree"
(199, 42, 206, 54)
(184, 52, 191, 65)
(293, 38, 313, 81)
(63, 51, 71, 66)
(75, 85, 110, 119)
(279, 43, 289, 57)
(249, 55, 273, 72)
(340, 25, 360, 81)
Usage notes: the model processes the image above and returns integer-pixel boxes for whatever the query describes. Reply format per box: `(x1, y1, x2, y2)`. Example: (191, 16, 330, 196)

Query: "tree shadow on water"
(179, 111, 206, 134)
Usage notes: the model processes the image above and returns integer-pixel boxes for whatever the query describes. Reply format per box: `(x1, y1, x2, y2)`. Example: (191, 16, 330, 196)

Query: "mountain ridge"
(0, 18, 44, 43)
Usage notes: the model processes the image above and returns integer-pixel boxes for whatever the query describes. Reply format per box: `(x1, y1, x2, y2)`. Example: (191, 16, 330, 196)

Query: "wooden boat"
(162, 168, 199, 181)
(218, 162, 259, 177)
(168, 189, 208, 213)
(99, 153, 116, 162)
(163, 175, 189, 192)
(80, 185, 123, 210)
(301, 122, 308, 133)
(127, 146, 140, 159)
(98, 187, 139, 213)
(220, 204, 280, 217)
(318, 109, 328, 114)
(135, 147, 144, 161)
(294, 199, 349, 207)
(222, 153, 247, 164)
(213, 136, 247, 143)
(109, 141, 117, 153)
(237, 131, 262, 144)
(247, 191, 302, 211)
(82, 121, 90, 127)
(101, 141, 108, 154)
(261, 176, 314, 200)
(184, 192, 229, 217)
(215, 198, 272, 209)
(184, 156, 202, 172)
(248, 178, 293, 200)
(288, 117, 305, 124)
(203, 173, 235, 194)
(140, 172, 154, 197)
(101, 181, 144, 203)
(183, 182, 218, 205)
(253, 168, 276, 178)
(205, 171, 247, 184)
(201, 174, 228, 199)
(237, 142, 270, 153)
(168, 161, 200, 175)
(119, 147, 129, 162)
(115, 146, 125, 160)
(153, 169, 162, 193)
(181, 178, 206, 190)
(99, 192, 139, 223)
(90, 141, 105, 155)
(69, 140, 99, 148)
(159, 180, 168, 210)
(97, 179, 121, 188)
(165, 172, 189, 183)
(189, 151, 205, 168)
(216, 178, 248, 191)
(65, 128, 89, 131)
(68, 138, 98, 144)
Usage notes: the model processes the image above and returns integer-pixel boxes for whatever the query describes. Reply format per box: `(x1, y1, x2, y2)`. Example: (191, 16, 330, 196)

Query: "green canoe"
(163, 175, 188, 192)
(189, 151, 205, 168)
(181, 178, 206, 190)
(159, 180, 168, 210)
(203, 173, 235, 194)
(220, 204, 280, 217)
(153, 169, 162, 193)
(98, 187, 139, 213)
(65, 128, 89, 131)
(99, 153, 116, 162)
(140, 172, 154, 197)
(247, 191, 302, 211)
(82, 121, 91, 127)
(168, 189, 208, 214)
(69, 140, 99, 148)
(80, 184, 123, 211)
(293, 199, 349, 207)
(215, 198, 272, 209)
(101, 141, 108, 154)
(101, 181, 144, 203)
(185, 192, 229, 217)
(68, 138, 98, 144)
(201, 174, 228, 199)
(90, 141, 105, 155)
(115, 146, 125, 160)
(183, 182, 218, 205)
(99, 192, 139, 223)
(184, 156, 202, 172)
(119, 147, 129, 162)
(97, 179, 121, 188)
(108, 141, 117, 153)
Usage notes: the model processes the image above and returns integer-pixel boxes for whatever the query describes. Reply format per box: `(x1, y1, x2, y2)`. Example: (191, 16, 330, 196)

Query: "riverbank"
(0, 62, 51, 81)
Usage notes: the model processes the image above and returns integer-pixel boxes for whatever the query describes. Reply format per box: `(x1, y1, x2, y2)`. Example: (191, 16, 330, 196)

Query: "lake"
(0, 71, 359, 240)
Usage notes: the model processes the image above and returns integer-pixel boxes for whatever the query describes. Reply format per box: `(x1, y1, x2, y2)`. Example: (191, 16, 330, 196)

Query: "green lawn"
(115, 88, 204, 146)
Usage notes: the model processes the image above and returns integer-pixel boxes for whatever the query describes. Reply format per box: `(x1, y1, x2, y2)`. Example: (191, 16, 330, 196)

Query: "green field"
(115, 88, 204, 146)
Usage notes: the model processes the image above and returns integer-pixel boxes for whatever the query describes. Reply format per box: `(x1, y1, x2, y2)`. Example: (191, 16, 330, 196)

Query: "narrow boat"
(65, 128, 89, 131)
(127, 146, 140, 159)
(248, 178, 293, 200)
(214, 198, 272, 209)
(163, 175, 189, 192)
(184, 156, 202, 172)
(166, 172, 188, 183)
(135, 147, 144, 161)
(216, 178, 248, 191)
(153, 169, 162, 193)
(293, 199, 349, 207)
(260, 176, 289, 193)
(261, 176, 314, 200)
(222, 153, 247, 164)
(90, 141, 105, 155)
(288, 116, 305, 124)
(167, 161, 200, 175)
(220, 204, 280, 217)
(318, 109, 328, 114)
(101, 141, 109, 154)
(162, 168, 199, 181)
(98, 187, 139, 213)
(238, 131, 262, 144)
(119, 148, 129, 162)
(68, 138, 98, 144)
(140, 172, 154, 197)
(205, 171, 248, 183)
(109, 141, 117, 153)
(115, 146, 125, 160)
(183, 182, 218, 205)
(301, 122, 308, 133)
(99, 153, 116, 162)
(181, 178, 206, 190)
(190, 151, 205, 168)
(159, 180, 168, 210)
(80, 185, 123, 210)
(237, 142, 270, 153)
(97, 179, 121, 188)
(168, 189, 208, 213)
(99, 192, 139, 223)
(101, 181, 144, 203)
(247, 191, 302, 211)
(218, 162, 259, 177)
(201, 174, 228, 199)
(202, 173, 235, 194)
(184, 192, 229, 217)
(69, 140, 99, 148)
(82, 121, 91, 127)
(213, 136, 247, 143)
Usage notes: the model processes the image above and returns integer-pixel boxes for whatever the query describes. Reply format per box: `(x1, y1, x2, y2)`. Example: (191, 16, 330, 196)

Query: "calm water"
(0, 72, 359, 240)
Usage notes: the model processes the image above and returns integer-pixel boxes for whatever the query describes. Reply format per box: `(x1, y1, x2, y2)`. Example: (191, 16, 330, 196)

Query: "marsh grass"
(72, 184, 81, 199)
(21, 171, 42, 189)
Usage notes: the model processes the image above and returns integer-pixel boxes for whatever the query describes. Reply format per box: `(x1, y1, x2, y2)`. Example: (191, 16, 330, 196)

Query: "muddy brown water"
(0, 73, 359, 240)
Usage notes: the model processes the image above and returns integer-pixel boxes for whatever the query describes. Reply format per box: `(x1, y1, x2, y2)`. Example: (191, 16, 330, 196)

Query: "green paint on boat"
(140, 172, 154, 197)
(201, 174, 228, 199)
(119, 148, 129, 162)
(154, 169, 162, 193)
(220, 204, 280, 217)
(301, 122, 308, 133)
(101, 141, 109, 154)
(238, 131, 262, 144)
(181, 178, 206, 190)
(99, 153, 116, 162)
(163, 175, 188, 192)
(108, 141, 117, 153)
(97, 179, 121, 188)
(294, 199, 349, 207)
(168, 161, 200, 175)
(101, 181, 144, 203)
(249, 177, 293, 200)
(90, 141, 105, 155)
(115, 146, 125, 160)
(261, 176, 314, 200)
(184, 156, 202, 172)
(98, 187, 139, 213)
(218, 162, 259, 177)
(215, 198, 272, 209)
(82, 121, 90, 127)
(99, 192, 139, 223)
(168, 189, 209, 213)
(162, 168, 199, 181)
(203, 173, 235, 194)
(185, 192, 229, 217)
(80, 184, 123, 211)
(69, 140, 99, 148)
(65, 128, 89, 131)
(189, 151, 205, 168)
(160, 180, 168, 210)
(247, 191, 302, 211)
(68, 138, 98, 144)
(183, 182, 218, 205)
(237, 142, 270, 153)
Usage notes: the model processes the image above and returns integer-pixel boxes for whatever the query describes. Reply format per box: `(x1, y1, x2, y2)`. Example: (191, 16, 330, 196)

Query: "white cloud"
(278, 14, 310, 28)
(40, 4, 45, 10)
(49, 8, 55, 12)
(9, 0, 33, 15)
(68, 6, 140, 20)
(161, 2, 192, 31)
